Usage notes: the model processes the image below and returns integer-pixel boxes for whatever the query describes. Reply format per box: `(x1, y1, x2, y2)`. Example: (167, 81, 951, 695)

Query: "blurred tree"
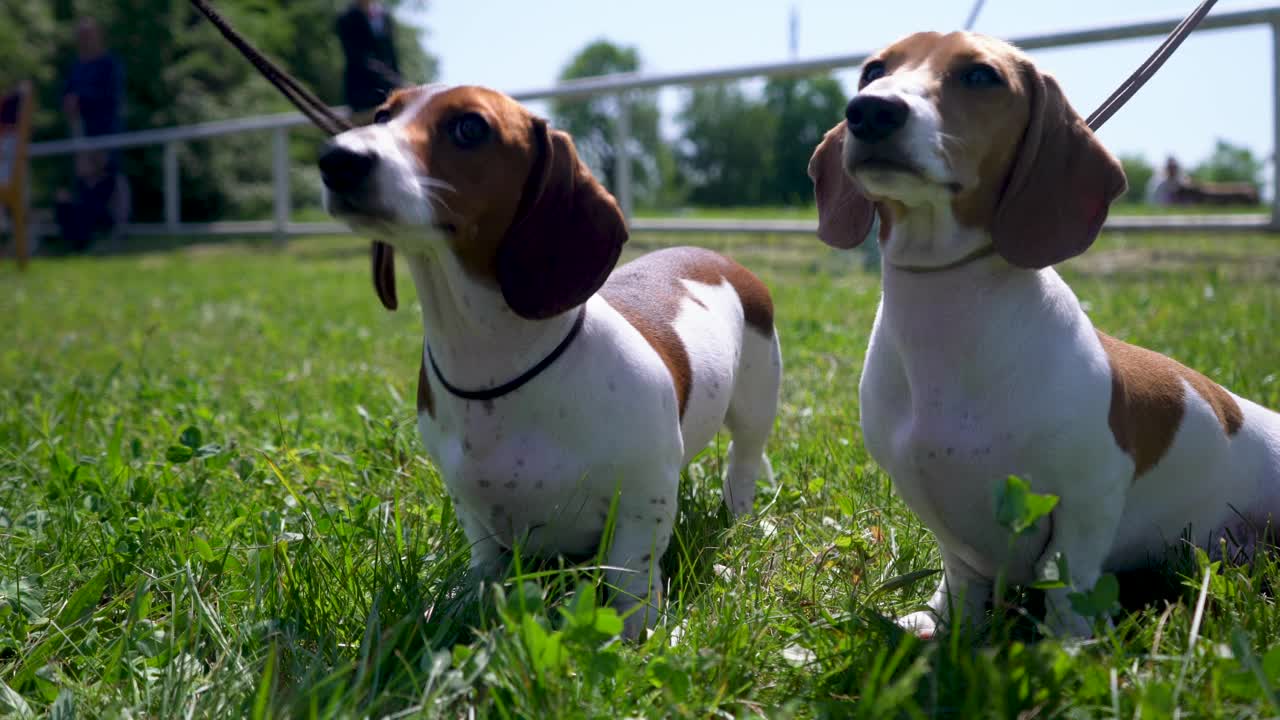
(0, 3, 61, 140)
(1117, 153, 1153, 204)
(0, 0, 437, 224)
(763, 74, 845, 205)
(1192, 139, 1263, 187)
(552, 40, 674, 208)
(676, 82, 777, 207)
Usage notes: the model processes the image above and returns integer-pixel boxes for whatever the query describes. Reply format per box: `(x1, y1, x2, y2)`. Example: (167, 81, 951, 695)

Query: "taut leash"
(188, 0, 352, 137)
(1087, 0, 1218, 131)
(187, 0, 1220, 145)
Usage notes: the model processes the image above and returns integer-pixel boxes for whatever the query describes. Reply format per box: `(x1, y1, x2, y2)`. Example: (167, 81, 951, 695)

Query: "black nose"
(318, 144, 378, 193)
(845, 95, 909, 143)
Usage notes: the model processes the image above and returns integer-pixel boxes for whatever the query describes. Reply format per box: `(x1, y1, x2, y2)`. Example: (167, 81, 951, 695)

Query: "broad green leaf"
(192, 535, 215, 564)
(0, 680, 33, 719)
(179, 426, 203, 450)
(165, 445, 195, 464)
(1068, 574, 1120, 618)
(870, 568, 941, 599)
(995, 475, 1059, 536)
(56, 566, 109, 627)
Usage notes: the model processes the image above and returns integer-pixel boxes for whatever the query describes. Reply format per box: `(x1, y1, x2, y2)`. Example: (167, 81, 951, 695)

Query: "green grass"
(3, 229, 1280, 718)
(627, 203, 1268, 221)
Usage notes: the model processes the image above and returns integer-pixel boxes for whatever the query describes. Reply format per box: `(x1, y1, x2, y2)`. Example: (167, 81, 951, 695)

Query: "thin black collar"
(428, 306, 587, 402)
(887, 244, 999, 274)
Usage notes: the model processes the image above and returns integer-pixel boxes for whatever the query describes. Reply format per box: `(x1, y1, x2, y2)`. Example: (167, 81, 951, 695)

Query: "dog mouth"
(328, 196, 458, 238)
(325, 187, 461, 240)
(849, 152, 963, 194)
(327, 192, 392, 222)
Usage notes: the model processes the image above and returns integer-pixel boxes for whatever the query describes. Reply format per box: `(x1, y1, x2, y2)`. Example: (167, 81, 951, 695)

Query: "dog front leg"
(604, 474, 678, 640)
(899, 547, 991, 639)
(455, 504, 508, 585)
(1036, 483, 1126, 638)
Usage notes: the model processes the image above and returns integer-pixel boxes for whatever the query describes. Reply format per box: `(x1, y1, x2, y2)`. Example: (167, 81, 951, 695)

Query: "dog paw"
(897, 610, 941, 639)
(619, 601, 663, 641)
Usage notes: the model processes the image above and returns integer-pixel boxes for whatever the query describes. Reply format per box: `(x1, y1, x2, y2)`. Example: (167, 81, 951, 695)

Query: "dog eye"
(450, 113, 490, 148)
(860, 60, 887, 87)
(960, 64, 1003, 88)
(373, 108, 392, 124)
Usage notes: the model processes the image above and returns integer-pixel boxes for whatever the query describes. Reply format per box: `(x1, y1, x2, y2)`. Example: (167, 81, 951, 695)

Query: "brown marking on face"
(1097, 331, 1242, 478)
(600, 247, 773, 417)
(417, 348, 434, 418)
(382, 85, 625, 320)
(848, 32, 1124, 267)
(851, 33, 1029, 232)
(395, 86, 544, 283)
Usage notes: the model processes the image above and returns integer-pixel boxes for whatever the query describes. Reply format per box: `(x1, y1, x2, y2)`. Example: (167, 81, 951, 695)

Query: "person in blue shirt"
(55, 17, 125, 251)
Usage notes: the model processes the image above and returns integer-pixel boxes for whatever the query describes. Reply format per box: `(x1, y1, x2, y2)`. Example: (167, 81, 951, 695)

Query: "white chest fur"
(859, 264, 1118, 580)
(416, 296, 683, 557)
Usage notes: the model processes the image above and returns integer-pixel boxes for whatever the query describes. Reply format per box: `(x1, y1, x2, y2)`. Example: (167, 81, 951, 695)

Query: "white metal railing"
(25, 2, 1280, 239)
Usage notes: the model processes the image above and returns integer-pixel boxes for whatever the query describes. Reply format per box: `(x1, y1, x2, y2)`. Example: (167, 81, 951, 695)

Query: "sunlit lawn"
(3, 227, 1280, 717)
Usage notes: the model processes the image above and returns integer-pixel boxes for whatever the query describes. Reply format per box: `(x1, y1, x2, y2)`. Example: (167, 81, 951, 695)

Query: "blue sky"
(403, 0, 1272, 178)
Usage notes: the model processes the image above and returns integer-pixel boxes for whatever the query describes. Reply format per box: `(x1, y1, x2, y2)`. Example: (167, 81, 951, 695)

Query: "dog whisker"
(418, 176, 456, 193)
(426, 192, 455, 216)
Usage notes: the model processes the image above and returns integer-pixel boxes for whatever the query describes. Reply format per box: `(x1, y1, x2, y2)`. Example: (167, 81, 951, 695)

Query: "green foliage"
(1193, 138, 1264, 186)
(1068, 573, 1121, 619)
(553, 38, 847, 210)
(994, 475, 1058, 537)
(677, 82, 778, 206)
(2, 0, 437, 222)
(552, 40, 675, 209)
(676, 74, 844, 208)
(0, 4, 61, 131)
(764, 75, 847, 206)
(2, 227, 1280, 715)
(1119, 153, 1155, 204)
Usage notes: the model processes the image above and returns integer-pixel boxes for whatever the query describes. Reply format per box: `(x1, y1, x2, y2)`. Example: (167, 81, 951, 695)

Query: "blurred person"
(55, 17, 125, 251)
(336, 0, 402, 124)
(1146, 155, 1187, 206)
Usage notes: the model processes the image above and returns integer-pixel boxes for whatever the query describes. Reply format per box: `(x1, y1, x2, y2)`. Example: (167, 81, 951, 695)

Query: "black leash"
(189, 0, 1221, 141)
(428, 306, 588, 401)
(1087, 0, 1219, 131)
(188, 0, 352, 137)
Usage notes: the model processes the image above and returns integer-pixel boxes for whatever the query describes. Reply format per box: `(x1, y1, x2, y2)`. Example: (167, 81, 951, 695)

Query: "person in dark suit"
(56, 17, 126, 251)
(336, 1, 402, 123)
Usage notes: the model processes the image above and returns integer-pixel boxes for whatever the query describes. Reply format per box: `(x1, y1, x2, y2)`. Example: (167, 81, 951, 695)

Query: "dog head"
(320, 84, 628, 319)
(809, 31, 1126, 269)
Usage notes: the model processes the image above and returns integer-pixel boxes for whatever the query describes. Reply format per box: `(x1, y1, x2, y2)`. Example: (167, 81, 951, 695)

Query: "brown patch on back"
(1097, 331, 1242, 478)
(600, 247, 774, 417)
(686, 253, 774, 336)
(417, 349, 435, 418)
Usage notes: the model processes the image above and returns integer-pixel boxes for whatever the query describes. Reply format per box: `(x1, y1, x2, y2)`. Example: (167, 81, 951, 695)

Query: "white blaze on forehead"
(391, 83, 450, 130)
(324, 86, 451, 230)
(853, 69, 950, 185)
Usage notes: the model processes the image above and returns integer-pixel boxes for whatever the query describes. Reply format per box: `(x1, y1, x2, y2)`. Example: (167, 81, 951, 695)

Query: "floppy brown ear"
(991, 67, 1127, 268)
(371, 241, 397, 310)
(496, 120, 627, 320)
(808, 121, 876, 249)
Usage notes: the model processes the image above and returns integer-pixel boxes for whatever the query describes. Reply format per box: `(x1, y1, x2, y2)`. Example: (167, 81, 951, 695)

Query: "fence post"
(272, 127, 290, 244)
(1272, 20, 1280, 229)
(163, 141, 180, 233)
(613, 92, 634, 220)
